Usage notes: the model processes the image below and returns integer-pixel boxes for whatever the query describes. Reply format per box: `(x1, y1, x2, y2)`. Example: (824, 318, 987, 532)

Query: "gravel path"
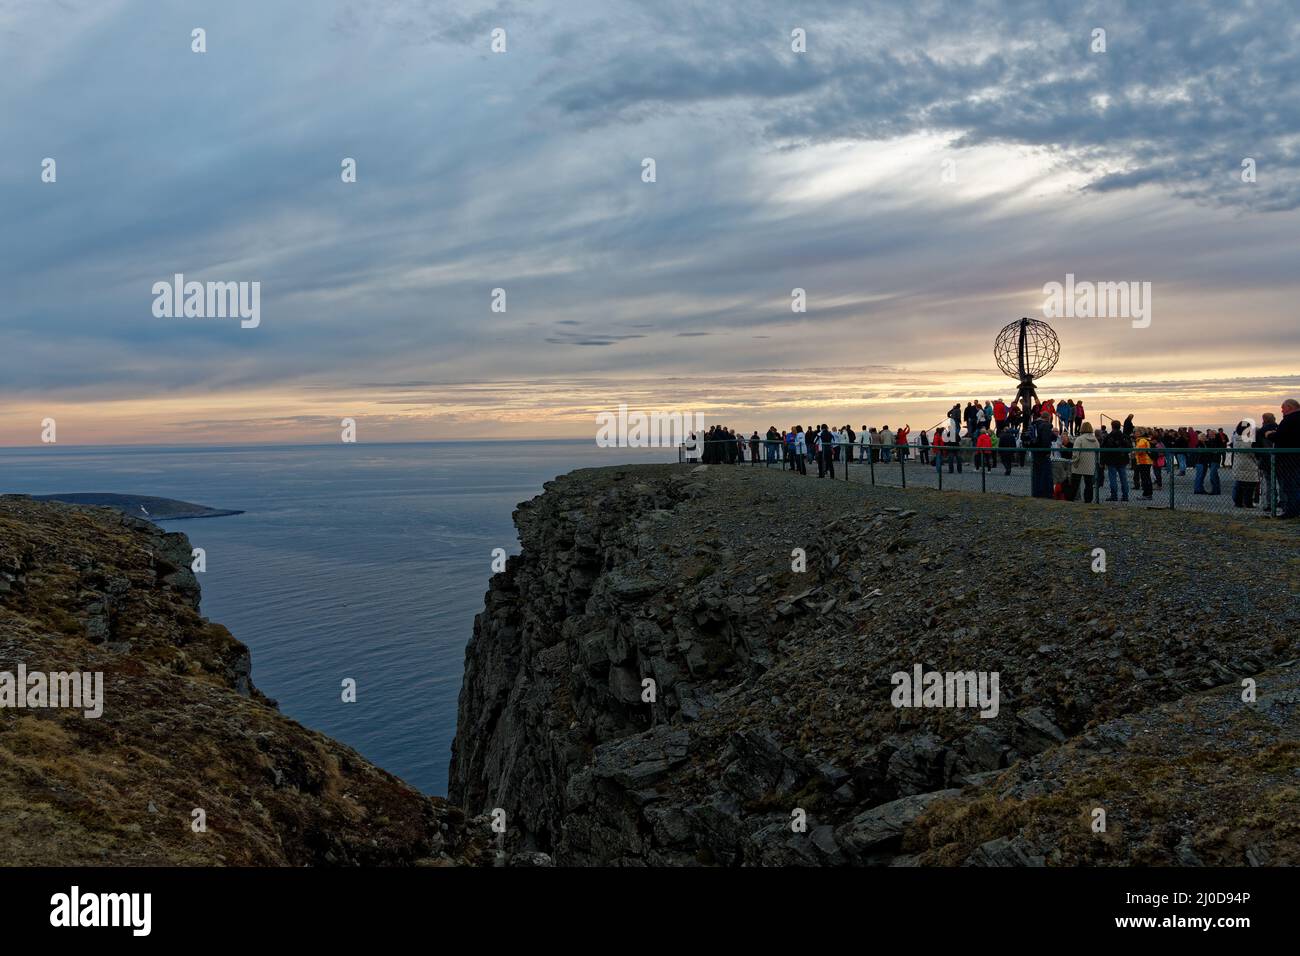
(732, 455, 1282, 520)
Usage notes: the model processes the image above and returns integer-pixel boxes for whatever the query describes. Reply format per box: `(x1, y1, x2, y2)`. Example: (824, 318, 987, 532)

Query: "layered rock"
(450, 464, 1299, 865)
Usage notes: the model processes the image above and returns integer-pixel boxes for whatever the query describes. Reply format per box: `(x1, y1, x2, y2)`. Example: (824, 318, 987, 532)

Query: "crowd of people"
(693, 423, 892, 478)
(948, 397, 1090, 438)
(683, 397, 1300, 519)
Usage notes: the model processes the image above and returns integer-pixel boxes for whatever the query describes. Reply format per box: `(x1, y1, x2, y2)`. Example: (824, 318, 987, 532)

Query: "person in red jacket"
(976, 428, 993, 471)
(993, 399, 1007, 427)
(1072, 400, 1085, 435)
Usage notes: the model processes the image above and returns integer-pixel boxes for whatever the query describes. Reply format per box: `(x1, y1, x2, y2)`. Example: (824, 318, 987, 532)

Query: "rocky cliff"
(449, 464, 1299, 865)
(0, 495, 492, 866)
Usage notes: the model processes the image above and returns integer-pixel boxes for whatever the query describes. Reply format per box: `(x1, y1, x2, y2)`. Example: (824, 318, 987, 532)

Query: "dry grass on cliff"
(0, 495, 494, 866)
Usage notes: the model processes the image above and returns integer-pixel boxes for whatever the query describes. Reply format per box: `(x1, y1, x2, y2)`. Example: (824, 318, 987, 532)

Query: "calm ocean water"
(0, 440, 676, 795)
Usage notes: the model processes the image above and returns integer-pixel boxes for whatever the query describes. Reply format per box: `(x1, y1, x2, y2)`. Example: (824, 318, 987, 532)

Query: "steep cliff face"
(0, 495, 492, 866)
(450, 464, 1299, 866)
(449, 467, 746, 856)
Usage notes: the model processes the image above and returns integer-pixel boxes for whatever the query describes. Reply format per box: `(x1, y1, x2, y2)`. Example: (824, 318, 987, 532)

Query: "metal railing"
(679, 438, 1300, 519)
(680, 436, 882, 479)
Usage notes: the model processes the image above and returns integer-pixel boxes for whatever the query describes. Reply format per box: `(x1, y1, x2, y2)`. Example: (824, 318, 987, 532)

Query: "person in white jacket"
(1231, 419, 1259, 507)
(944, 418, 960, 444)
(1068, 422, 1101, 502)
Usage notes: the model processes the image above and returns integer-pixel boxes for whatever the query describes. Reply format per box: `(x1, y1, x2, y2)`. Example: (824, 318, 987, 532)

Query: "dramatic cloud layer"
(2, 0, 1298, 443)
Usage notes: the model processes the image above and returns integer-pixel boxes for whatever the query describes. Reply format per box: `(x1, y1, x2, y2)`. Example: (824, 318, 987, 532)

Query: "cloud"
(543, 331, 649, 346)
(544, 0, 1300, 211)
(1, 0, 1298, 445)
(331, 0, 537, 46)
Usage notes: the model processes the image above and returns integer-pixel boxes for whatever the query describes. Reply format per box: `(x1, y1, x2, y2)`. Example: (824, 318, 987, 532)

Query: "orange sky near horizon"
(3, 362, 1294, 447)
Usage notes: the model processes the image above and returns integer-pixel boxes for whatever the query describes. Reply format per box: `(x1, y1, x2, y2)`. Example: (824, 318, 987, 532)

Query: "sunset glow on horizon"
(4, 1, 1298, 448)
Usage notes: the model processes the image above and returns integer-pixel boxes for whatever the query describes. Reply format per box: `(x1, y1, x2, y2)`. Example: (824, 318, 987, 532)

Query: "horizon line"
(0, 437, 616, 451)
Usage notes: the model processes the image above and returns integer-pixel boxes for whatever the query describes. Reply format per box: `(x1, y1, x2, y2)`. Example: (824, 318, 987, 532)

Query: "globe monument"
(994, 317, 1060, 432)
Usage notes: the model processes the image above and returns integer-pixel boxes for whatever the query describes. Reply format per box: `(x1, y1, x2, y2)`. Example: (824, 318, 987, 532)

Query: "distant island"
(30, 493, 244, 521)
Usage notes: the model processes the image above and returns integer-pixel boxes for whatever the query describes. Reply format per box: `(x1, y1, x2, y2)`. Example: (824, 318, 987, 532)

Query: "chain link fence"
(679, 438, 1299, 519)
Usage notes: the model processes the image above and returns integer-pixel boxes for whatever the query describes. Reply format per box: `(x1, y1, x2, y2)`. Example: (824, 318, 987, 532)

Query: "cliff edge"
(0, 494, 492, 866)
(450, 464, 1298, 865)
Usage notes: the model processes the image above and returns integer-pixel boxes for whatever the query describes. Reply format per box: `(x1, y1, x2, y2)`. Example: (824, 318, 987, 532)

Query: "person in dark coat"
(1257, 413, 1279, 510)
(1101, 421, 1130, 501)
(1274, 399, 1300, 518)
(997, 424, 1016, 475)
(819, 425, 836, 478)
(1029, 416, 1055, 498)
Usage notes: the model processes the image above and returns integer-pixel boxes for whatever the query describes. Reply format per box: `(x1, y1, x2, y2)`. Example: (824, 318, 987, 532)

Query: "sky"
(2, 0, 1299, 445)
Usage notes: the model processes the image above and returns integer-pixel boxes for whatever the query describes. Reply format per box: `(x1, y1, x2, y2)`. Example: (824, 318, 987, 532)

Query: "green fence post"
(1095, 452, 1102, 506)
(1270, 452, 1277, 518)
(1167, 454, 1174, 510)
(900, 452, 906, 488)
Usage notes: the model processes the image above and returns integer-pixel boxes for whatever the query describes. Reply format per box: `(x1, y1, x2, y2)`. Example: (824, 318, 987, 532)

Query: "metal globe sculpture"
(994, 317, 1059, 429)
(994, 317, 1059, 380)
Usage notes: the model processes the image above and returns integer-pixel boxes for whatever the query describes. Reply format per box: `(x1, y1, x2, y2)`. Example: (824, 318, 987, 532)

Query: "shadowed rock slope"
(449, 464, 1298, 866)
(0, 495, 492, 866)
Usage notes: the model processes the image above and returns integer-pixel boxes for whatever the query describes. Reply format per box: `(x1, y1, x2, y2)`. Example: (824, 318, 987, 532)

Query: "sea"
(0, 441, 677, 796)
